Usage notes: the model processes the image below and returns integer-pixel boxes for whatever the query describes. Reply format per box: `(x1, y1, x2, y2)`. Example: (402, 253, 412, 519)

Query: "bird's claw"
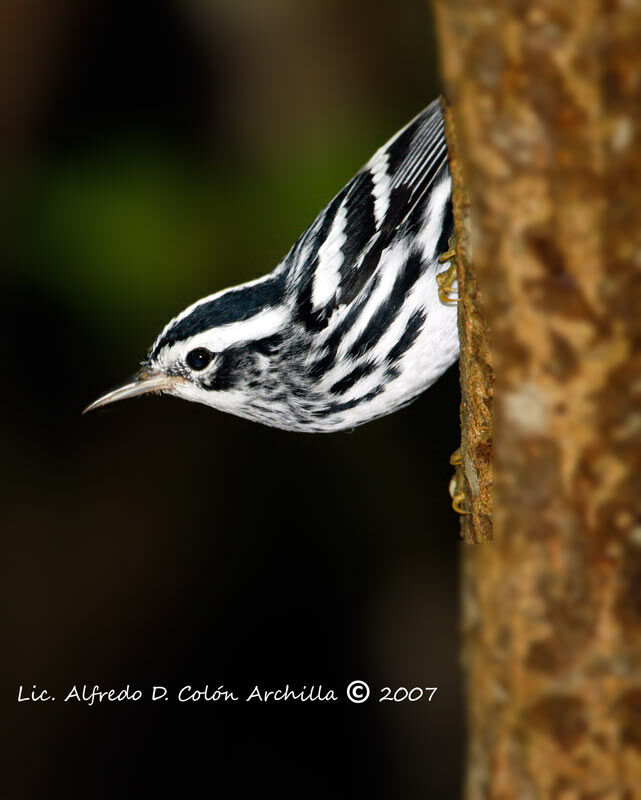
(448, 447, 471, 516)
(436, 235, 459, 305)
(438, 237, 456, 264)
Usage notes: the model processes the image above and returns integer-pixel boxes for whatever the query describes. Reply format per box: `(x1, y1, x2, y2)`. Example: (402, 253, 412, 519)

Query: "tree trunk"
(432, 1, 641, 796)
(441, 96, 494, 544)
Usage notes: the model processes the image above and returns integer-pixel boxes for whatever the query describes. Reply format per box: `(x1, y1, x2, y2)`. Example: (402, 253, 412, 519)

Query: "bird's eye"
(186, 347, 213, 371)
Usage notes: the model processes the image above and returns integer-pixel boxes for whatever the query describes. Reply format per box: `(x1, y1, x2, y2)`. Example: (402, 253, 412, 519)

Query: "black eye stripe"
(186, 348, 213, 371)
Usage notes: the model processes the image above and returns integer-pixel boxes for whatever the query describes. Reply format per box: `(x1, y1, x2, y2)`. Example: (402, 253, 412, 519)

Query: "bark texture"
(442, 96, 494, 544)
(432, 0, 641, 797)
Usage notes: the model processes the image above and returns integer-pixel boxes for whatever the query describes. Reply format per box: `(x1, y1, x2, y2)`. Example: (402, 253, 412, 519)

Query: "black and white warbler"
(85, 98, 459, 432)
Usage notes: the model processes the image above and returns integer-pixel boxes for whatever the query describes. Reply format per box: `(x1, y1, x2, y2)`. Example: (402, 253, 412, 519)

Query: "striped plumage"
(86, 99, 459, 431)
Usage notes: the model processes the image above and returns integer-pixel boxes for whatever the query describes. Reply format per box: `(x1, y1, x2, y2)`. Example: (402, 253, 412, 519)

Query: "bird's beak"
(83, 368, 183, 414)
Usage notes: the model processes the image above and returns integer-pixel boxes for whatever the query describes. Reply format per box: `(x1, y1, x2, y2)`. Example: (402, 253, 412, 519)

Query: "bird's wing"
(283, 98, 452, 333)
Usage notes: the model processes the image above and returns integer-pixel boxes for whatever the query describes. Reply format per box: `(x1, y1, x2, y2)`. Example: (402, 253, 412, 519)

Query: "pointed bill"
(83, 369, 184, 414)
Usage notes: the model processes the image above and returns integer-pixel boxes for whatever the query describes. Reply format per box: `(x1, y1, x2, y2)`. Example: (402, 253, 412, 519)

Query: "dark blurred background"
(1, 1, 463, 797)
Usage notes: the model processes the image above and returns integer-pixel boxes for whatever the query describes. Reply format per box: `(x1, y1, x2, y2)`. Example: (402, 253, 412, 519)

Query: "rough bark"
(441, 96, 494, 544)
(432, 0, 641, 797)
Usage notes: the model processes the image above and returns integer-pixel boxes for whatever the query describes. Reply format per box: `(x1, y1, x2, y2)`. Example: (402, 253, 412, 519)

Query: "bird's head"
(84, 274, 290, 417)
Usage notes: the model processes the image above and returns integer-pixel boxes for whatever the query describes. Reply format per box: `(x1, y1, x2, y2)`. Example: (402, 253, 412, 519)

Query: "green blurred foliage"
(11, 118, 388, 366)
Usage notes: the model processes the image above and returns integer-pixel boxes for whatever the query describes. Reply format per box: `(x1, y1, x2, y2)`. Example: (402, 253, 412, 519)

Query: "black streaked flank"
(307, 273, 382, 381)
(339, 229, 386, 306)
(296, 278, 330, 333)
(386, 310, 427, 363)
(152, 274, 286, 356)
(329, 361, 376, 395)
(311, 386, 385, 418)
(308, 350, 336, 382)
(348, 249, 425, 359)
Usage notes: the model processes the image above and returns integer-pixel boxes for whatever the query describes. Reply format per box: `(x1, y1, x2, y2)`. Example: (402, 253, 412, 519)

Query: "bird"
(84, 98, 459, 433)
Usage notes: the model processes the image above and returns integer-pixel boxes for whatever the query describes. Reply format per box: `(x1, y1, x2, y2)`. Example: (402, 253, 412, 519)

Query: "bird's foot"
(436, 235, 459, 305)
(448, 447, 471, 515)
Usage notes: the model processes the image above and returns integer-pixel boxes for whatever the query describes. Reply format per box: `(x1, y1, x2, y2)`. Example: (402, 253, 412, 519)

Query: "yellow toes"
(449, 447, 463, 467)
(452, 492, 471, 516)
(438, 235, 457, 264)
(437, 236, 459, 304)
(448, 447, 471, 515)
